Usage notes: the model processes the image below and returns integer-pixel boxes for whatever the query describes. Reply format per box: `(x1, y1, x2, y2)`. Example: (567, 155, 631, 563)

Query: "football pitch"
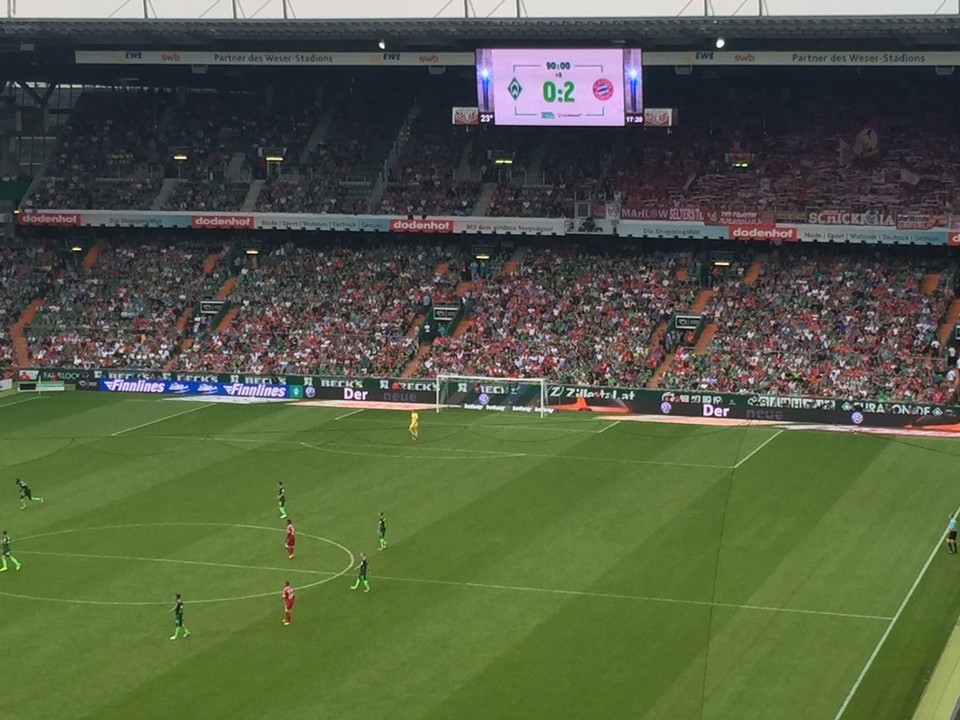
(3, 392, 960, 720)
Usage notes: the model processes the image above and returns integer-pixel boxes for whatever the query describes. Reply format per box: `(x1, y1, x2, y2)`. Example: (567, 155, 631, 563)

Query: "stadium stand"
(171, 240, 465, 377)
(25, 238, 223, 369)
(423, 246, 699, 386)
(0, 240, 63, 368)
(660, 251, 955, 403)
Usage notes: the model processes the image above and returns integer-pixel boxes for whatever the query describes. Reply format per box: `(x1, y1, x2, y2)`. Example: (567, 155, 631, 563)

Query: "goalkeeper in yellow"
(409, 410, 419, 441)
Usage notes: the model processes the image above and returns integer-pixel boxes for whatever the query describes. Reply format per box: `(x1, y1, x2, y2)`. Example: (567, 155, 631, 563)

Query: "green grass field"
(3, 391, 960, 720)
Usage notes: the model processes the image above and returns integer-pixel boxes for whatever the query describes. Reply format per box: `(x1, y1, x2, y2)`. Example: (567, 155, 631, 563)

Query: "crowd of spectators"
(661, 253, 954, 402)
(254, 84, 410, 215)
(25, 177, 161, 211)
(423, 247, 698, 386)
(27, 239, 222, 369)
(4, 231, 958, 406)
(487, 185, 569, 218)
(0, 241, 63, 367)
(378, 93, 482, 216)
(20, 76, 960, 221)
(172, 241, 465, 377)
(606, 78, 960, 220)
(164, 177, 250, 212)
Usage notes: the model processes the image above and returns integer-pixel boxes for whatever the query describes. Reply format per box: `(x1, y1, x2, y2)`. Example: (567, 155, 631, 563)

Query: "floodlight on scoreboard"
(476, 48, 643, 127)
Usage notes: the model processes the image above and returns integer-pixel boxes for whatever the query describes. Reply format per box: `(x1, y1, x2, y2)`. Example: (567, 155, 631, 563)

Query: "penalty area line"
(734, 428, 784, 469)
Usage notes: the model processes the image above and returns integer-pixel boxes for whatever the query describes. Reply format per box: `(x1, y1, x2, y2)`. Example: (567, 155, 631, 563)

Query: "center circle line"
(1, 522, 355, 606)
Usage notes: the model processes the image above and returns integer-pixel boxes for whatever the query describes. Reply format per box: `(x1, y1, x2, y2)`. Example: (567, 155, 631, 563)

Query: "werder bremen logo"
(508, 78, 523, 100)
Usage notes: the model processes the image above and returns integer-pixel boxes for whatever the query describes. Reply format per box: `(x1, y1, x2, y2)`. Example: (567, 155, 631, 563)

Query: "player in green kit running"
(170, 593, 191, 640)
(351, 553, 370, 592)
(378, 512, 387, 550)
(16, 478, 43, 509)
(948, 513, 958, 554)
(277, 482, 288, 519)
(0, 530, 21, 572)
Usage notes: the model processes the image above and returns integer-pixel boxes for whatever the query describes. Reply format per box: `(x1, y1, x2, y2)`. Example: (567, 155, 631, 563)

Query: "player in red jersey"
(282, 581, 295, 626)
(285, 518, 296, 559)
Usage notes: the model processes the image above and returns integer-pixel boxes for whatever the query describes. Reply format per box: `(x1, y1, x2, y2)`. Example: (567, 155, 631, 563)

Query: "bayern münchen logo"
(593, 79, 614, 101)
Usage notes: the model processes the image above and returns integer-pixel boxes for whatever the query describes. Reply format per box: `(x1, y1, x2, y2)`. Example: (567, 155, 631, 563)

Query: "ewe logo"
(305, 386, 316, 398)
(851, 411, 865, 425)
(478, 393, 490, 406)
(169, 382, 189, 394)
(660, 401, 673, 414)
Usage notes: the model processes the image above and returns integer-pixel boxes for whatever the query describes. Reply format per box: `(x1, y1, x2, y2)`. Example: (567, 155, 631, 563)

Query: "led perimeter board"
(476, 48, 643, 127)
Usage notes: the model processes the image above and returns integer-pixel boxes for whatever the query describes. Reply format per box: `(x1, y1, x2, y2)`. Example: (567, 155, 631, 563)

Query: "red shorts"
(285, 600, 295, 611)
(286, 539, 295, 549)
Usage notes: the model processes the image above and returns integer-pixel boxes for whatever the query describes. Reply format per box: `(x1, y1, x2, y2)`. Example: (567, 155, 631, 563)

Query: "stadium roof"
(2, 15, 960, 51)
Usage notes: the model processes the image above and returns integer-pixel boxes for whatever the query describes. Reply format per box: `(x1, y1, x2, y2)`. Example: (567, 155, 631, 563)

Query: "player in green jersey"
(16, 478, 43, 509)
(0, 530, 21, 572)
(277, 482, 288, 519)
(351, 553, 370, 592)
(378, 513, 387, 550)
(170, 593, 191, 640)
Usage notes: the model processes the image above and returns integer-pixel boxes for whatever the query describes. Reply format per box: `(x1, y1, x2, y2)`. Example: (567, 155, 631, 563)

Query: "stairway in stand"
(11, 299, 41, 368)
(743, 258, 764, 286)
(163, 250, 228, 370)
(694, 323, 718, 353)
(940, 298, 960, 345)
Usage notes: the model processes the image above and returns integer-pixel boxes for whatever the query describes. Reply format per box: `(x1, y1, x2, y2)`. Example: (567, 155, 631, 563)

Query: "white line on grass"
(334, 409, 365, 420)
(832, 505, 960, 719)
(323, 417, 604, 433)
(0, 395, 40, 410)
(293, 440, 728, 468)
(734, 428, 784, 469)
(598, 420, 621, 434)
(110, 403, 213, 436)
(18, 549, 323, 576)
(10, 547, 893, 621)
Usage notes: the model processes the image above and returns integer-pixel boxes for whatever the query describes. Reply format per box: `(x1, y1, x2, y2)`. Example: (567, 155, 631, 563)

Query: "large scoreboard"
(475, 48, 643, 127)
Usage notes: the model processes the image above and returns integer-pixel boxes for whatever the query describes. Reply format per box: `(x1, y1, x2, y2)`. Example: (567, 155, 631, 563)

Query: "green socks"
(379, 538, 387, 550)
(170, 627, 190, 640)
(351, 579, 370, 592)
(279, 504, 287, 518)
(0, 557, 21, 571)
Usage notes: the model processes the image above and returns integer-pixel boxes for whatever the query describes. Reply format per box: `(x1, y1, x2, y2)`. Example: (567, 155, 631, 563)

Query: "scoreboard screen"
(476, 48, 643, 127)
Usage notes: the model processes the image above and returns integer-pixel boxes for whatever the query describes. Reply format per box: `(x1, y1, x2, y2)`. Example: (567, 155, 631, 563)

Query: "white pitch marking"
(110, 403, 213, 436)
(4, 522, 354, 606)
(7, 546, 889, 621)
(19, 549, 334, 577)
(334, 408, 365, 421)
(366, 575, 892, 622)
(598, 420, 621, 434)
(734, 428, 784, 468)
(831, 505, 960, 719)
(0, 395, 40, 410)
